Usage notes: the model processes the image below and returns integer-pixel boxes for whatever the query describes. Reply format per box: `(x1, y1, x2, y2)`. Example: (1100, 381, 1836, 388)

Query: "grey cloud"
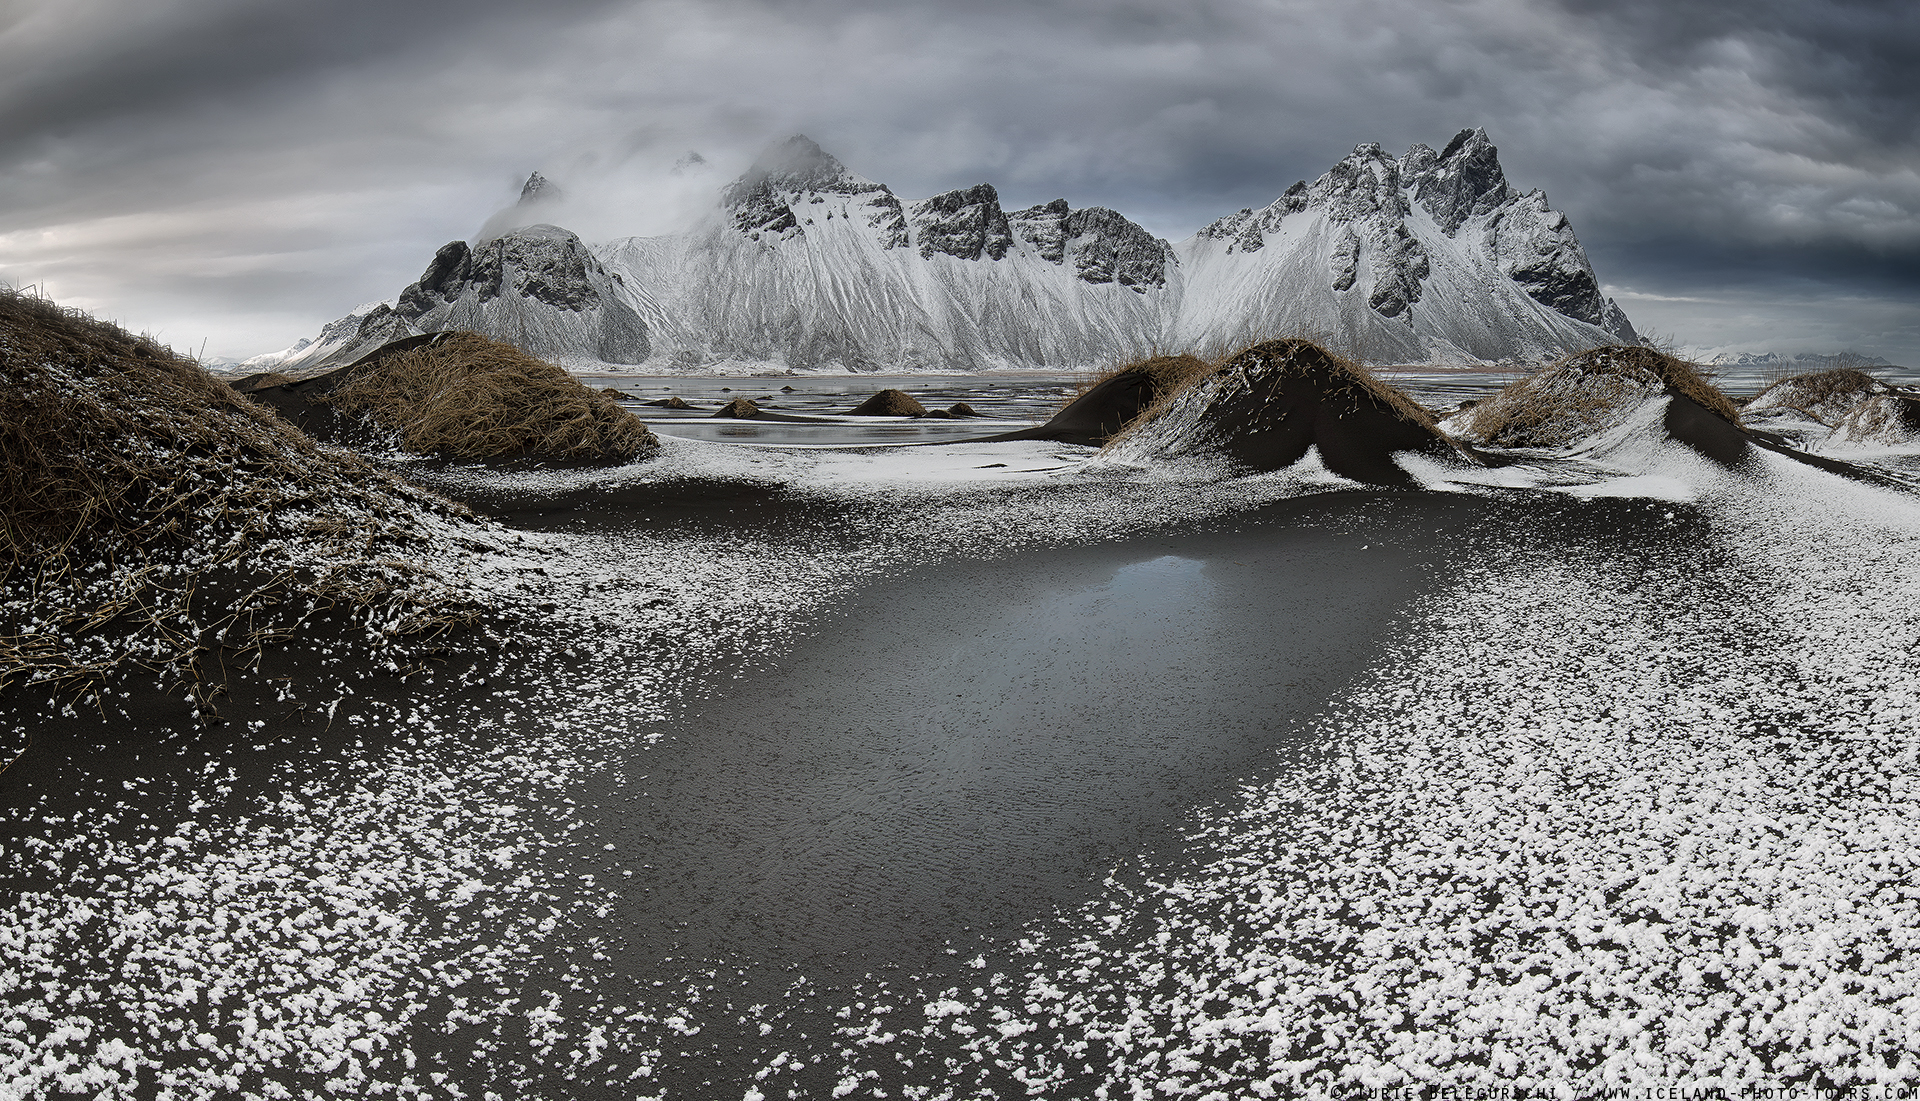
(1, 0, 1914, 361)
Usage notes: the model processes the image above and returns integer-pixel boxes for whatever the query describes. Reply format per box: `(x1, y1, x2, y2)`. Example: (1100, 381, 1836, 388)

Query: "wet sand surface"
(428, 492, 1515, 1097)
(584, 496, 1457, 972)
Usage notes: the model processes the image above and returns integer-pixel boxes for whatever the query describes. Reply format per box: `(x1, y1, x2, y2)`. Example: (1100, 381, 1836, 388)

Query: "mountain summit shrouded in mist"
(251, 129, 1637, 374)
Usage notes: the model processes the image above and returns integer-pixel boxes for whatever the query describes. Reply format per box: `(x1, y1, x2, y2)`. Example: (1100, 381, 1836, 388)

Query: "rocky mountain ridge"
(254, 129, 1639, 374)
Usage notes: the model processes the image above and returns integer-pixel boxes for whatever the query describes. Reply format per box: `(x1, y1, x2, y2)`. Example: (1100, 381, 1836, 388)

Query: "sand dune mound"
(1746, 368, 1883, 426)
(846, 389, 927, 416)
(1742, 368, 1920, 450)
(1101, 340, 1468, 485)
(230, 370, 295, 392)
(323, 332, 658, 462)
(244, 332, 658, 463)
(971, 354, 1212, 446)
(1055, 355, 1215, 445)
(648, 396, 695, 409)
(1834, 390, 1920, 447)
(715, 397, 763, 419)
(0, 288, 488, 705)
(1457, 345, 1750, 464)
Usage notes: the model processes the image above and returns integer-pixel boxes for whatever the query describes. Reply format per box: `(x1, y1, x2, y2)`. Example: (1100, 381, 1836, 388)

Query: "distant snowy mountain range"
(248, 129, 1645, 374)
(1696, 350, 1892, 371)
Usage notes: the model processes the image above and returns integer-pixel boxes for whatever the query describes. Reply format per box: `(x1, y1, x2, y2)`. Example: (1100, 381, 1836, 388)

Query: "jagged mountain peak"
(911, 183, 1013, 261)
(519, 171, 560, 206)
(1172, 127, 1636, 360)
(722, 134, 907, 247)
(1408, 127, 1512, 234)
(735, 134, 869, 194)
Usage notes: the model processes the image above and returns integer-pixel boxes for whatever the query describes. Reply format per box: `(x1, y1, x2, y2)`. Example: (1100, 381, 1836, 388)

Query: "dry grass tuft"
(322, 332, 658, 462)
(1, 286, 486, 705)
(1748, 368, 1882, 426)
(1467, 344, 1738, 449)
(1074, 353, 1217, 404)
(1221, 339, 1438, 427)
(2, 287, 328, 556)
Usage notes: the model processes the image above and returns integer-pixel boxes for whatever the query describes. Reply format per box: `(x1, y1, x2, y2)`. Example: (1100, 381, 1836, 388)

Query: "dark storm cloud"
(2, 0, 1915, 361)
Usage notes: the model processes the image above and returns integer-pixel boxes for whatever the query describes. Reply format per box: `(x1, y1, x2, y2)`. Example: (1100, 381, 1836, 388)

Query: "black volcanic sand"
(1, 472, 1701, 1099)
(588, 497, 1441, 967)
(469, 490, 1692, 1099)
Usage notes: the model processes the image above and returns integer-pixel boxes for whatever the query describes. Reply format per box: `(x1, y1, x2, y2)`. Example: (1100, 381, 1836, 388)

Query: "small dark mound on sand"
(714, 397, 763, 418)
(1460, 345, 1747, 462)
(1103, 340, 1468, 486)
(846, 389, 927, 417)
(600, 386, 628, 399)
(948, 402, 985, 418)
(648, 396, 695, 409)
(919, 409, 954, 419)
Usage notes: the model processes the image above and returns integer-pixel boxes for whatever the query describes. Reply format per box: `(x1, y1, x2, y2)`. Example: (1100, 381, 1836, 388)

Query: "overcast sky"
(2, 0, 1915, 363)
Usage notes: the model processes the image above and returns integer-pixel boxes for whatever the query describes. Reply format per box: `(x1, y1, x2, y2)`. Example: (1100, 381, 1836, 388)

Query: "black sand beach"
(11, 342, 1920, 1098)
(4, 466, 1692, 1098)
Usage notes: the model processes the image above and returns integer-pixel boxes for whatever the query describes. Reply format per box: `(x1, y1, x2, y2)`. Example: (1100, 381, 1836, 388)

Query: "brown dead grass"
(1748, 368, 1881, 425)
(322, 332, 658, 462)
(1073, 353, 1217, 403)
(1061, 353, 1218, 442)
(1468, 345, 1739, 448)
(2, 287, 330, 556)
(1, 286, 484, 702)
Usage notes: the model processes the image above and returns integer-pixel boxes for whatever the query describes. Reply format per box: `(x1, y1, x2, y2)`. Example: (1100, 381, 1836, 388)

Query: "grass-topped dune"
(244, 331, 659, 464)
(983, 354, 1215, 446)
(1097, 340, 1471, 485)
(1504, 348, 1736, 440)
(0, 287, 493, 718)
(1745, 367, 1920, 448)
(1452, 346, 1894, 477)
(1457, 345, 1743, 457)
(1747, 368, 1883, 426)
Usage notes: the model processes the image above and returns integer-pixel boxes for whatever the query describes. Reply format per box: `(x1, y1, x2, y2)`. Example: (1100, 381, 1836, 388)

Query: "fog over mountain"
(0, 0, 1913, 363)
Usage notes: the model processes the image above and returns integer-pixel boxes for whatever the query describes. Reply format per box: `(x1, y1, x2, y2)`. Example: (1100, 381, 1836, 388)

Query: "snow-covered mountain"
(268, 129, 1638, 373)
(1172, 130, 1637, 363)
(1700, 350, 1892, 371)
